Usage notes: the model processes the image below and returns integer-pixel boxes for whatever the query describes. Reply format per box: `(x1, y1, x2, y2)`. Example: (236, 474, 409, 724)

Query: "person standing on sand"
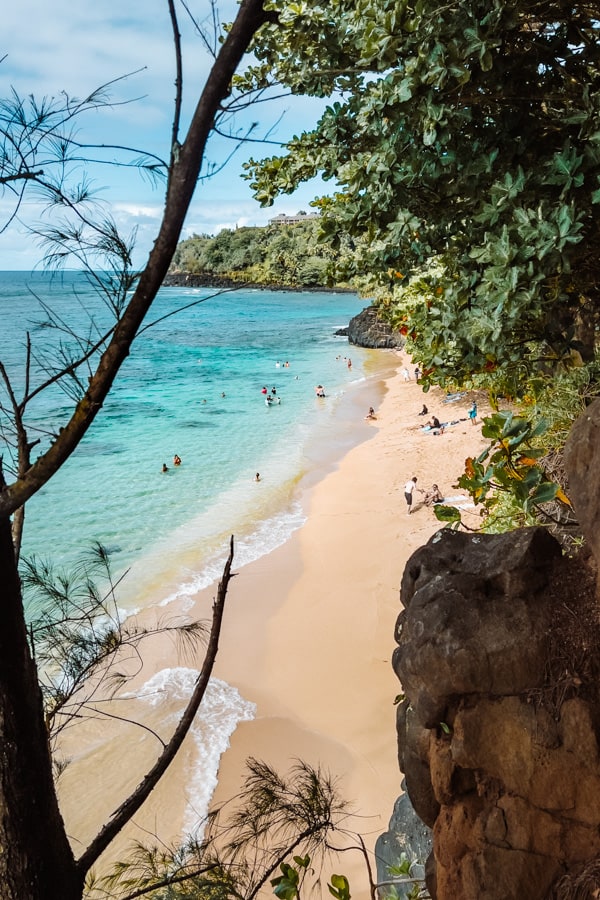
(404, 476, 419, 515)
(469, 401, 478, 425)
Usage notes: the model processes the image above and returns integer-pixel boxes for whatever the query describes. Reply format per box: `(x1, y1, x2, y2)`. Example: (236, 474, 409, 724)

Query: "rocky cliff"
(387, 400, 600, 899)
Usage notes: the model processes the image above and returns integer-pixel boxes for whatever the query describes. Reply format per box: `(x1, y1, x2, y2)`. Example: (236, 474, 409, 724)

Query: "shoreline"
(162, 272, 357, 293)
(57, 352, 490, 894)
(207, 357, 491, 893)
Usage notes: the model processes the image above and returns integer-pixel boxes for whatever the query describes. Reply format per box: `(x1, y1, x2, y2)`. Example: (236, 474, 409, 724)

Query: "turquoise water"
(1, 271, 382, 613)
(1, 270, 393, 838)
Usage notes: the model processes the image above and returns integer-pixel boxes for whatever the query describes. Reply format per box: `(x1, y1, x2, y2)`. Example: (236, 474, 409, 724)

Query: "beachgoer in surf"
(162, 463, 169, 473)
(365, 407, 377, 420)
(173, 454, 182, 466)
(255, 472, 261, 482)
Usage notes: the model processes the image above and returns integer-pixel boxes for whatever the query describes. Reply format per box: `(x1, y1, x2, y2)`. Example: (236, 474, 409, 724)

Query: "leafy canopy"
(245, 0, 600, 391)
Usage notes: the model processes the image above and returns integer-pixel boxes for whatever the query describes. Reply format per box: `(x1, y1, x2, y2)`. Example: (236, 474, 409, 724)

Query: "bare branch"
(167, 0, 184, 160)
(75, 536, 236, 876)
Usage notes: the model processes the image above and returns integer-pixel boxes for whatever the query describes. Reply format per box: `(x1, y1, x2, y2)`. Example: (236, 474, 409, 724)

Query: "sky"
(1, 0, 330, 270)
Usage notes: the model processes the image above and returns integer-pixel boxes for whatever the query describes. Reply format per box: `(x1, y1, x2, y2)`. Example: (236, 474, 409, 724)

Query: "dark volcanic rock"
(375, 781, 432, 899)
(394, 528, 561, 728)
(347, 306, 404, 349)
(162, 272, 355, 293)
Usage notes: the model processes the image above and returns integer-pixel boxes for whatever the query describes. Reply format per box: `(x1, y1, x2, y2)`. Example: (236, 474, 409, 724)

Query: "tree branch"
(75, 536, 236, 876)
(167, 0, 184, 163)
(0, 0, 270, 519)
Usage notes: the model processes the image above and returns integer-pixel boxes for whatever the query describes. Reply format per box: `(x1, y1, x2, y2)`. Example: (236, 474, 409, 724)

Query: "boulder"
(375, 782, 432, 900)
(392, 525, 600, 899)
(393, 528, 561, 728)
(347, 306, 404, 349)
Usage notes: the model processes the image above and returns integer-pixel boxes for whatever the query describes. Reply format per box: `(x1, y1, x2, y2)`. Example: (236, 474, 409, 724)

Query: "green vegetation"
(244, 0, 600, 390)
(169, 219, 346, 288)
(239, 0, 600, 531)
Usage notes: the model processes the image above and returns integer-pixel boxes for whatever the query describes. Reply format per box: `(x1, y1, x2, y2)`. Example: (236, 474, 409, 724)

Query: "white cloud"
(1, 1, 332, 271)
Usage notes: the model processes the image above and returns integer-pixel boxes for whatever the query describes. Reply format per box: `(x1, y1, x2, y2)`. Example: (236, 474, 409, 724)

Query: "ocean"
(1, 270, 392, 841)
(1, 271, 383, 602)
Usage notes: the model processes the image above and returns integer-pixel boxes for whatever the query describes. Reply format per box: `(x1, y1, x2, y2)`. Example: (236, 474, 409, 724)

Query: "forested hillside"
(169, 218, 349, 288)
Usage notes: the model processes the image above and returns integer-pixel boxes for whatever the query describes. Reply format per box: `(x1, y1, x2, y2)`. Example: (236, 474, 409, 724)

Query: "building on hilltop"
(269, 211, 320, 226)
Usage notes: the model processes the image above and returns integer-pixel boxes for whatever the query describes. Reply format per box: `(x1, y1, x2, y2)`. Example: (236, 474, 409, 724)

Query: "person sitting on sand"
(424, 483, 443, 506)
(365, 407, 377, 420)
(418, 404, 428, 416)
(428, 416, 441, 430)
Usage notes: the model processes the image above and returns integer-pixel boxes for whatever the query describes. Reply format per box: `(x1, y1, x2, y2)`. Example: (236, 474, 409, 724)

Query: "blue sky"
(1, 0, 329, 270)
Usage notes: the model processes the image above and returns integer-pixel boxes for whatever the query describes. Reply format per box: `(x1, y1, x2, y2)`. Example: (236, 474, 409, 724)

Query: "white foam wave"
(159, 500, 307, 608)
(133, 667, 256, 836)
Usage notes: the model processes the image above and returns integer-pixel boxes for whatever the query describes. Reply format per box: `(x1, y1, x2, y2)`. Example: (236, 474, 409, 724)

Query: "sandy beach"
(58, 352, 490, 895)
(207, 357, 490, 892)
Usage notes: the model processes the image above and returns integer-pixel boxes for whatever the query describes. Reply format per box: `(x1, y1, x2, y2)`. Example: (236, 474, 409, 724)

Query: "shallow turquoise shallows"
(1, 271, 381, 615)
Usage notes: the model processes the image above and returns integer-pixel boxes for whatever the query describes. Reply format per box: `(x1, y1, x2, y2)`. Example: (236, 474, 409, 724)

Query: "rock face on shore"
(162, 272, 356, 293)
(390, 402, 600, 900)
(347, 306, 404, 349)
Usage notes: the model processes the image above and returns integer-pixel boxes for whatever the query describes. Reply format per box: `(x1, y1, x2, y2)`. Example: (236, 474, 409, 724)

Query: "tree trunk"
(0, 514, 81, 900)
(0, 3, 271, 894)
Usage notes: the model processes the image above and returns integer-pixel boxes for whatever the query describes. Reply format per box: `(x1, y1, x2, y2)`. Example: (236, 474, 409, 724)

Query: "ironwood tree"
(0, 1, 276, 897)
